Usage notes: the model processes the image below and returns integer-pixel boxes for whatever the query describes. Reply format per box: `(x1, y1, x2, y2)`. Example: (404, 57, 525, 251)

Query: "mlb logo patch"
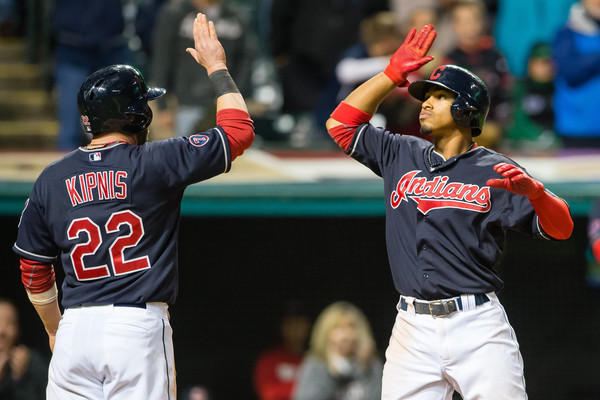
(89, 152, 102, 162)
(189, 134, 209, 147)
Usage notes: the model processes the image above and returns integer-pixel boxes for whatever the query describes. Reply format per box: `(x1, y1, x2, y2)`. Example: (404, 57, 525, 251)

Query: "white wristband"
(27, 282, 58, 305)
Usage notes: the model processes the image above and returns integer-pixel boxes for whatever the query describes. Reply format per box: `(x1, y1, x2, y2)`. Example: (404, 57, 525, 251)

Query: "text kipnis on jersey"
(65, 170, 129, 207)
(391, 170, 491, 214)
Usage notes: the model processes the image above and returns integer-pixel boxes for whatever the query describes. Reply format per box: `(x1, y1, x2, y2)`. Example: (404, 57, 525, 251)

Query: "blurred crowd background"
(2, 0, 600, 153)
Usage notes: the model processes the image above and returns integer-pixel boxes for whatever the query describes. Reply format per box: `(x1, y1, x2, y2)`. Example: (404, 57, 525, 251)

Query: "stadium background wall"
(1, 215, 598, 400)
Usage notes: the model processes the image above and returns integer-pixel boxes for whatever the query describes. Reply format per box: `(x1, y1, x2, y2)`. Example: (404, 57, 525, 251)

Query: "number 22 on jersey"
(67, 210, 150, 281)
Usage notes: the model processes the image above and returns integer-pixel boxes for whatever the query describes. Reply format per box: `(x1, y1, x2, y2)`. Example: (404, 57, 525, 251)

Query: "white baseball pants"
(47, 303, 176, 400)
(382, 293, 527, 399)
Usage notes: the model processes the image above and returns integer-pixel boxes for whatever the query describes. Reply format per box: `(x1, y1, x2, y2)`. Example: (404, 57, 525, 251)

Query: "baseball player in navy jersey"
(12, 13, 253, 400)
(326, 25, 574, 399)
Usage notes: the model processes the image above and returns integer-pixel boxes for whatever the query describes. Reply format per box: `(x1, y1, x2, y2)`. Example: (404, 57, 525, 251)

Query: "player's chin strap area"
(399, 293, 490, 317)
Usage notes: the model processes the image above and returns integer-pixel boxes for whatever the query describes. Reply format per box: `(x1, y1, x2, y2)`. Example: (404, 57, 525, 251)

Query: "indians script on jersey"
(390, 170, 491, 214)
(65, 171, 129, 207)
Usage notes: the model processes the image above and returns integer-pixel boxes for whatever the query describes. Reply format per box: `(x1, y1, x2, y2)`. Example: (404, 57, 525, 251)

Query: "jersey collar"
(79, 141, 128, 152)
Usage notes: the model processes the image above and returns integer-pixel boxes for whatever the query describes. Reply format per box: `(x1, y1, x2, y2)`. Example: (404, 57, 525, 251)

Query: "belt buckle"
(428, 300, 451, 317)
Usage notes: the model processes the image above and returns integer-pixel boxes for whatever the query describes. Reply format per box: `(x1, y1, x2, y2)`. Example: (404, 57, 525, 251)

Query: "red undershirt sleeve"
(216, 108, 255, 161)
(530, 192, 574, 240)
(328, 102, 373, 152)
(20, 257, 56, 293)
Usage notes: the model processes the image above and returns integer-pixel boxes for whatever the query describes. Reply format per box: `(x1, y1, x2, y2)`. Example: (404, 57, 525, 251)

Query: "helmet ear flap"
(123, 107, 153, 134)
(451, 102, 477, 128)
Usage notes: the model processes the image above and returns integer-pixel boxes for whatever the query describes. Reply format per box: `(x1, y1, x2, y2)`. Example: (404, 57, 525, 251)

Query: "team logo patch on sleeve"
(189, 134, 210, 147)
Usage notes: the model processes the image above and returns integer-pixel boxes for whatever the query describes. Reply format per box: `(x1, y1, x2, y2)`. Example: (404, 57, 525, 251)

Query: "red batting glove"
(384, 24, 437, 86)
(486, 163, 545, 199)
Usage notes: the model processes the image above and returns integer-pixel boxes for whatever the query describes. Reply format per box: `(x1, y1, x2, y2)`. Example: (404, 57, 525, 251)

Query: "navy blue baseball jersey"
(348, 124, 553, 300)
(14, 128, 231, 308)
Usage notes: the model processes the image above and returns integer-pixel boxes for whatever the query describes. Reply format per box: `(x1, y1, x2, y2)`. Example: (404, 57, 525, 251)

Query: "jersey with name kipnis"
(348, 123, 553, 300)
(13, 129, 231, 308)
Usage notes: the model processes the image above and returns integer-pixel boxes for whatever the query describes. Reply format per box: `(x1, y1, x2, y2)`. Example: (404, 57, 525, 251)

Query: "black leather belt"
(400, 294, 489, 317)
(114, 303, 146, 309)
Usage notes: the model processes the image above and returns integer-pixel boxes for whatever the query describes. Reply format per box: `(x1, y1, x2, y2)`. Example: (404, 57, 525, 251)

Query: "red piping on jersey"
(529, 193, 574, 240)
(81, 140, 128, 149)
(216, 109, 254, 160)
(20, 258, 55, 293)
(328, 102, 373, 151)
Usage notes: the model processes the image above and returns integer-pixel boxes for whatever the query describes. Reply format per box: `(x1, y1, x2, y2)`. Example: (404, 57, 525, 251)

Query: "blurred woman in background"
(292, 301, 382, 400)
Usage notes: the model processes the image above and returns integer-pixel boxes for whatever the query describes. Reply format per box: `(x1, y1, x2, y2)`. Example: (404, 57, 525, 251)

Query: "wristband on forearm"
(27, 282, 58, 305)
(330, 102, 373, 126)
(383, 66, 409, 87)
(209, 69, 240, 97)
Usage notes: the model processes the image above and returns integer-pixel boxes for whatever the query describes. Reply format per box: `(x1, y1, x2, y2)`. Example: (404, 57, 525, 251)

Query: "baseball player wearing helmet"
(326, 25, 574, 399)
(12, 14, 254, 400)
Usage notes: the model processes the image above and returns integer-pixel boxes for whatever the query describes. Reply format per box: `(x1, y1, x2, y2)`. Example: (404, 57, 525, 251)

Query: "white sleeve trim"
(535, 215, 552, 240)
(348, 124, 369, 157)
(214, 127, 230, 173)
(13, 243, 56, 261)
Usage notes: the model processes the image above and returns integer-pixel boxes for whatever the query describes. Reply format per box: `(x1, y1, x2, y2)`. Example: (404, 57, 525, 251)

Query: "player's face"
(419, 88, 457, 136)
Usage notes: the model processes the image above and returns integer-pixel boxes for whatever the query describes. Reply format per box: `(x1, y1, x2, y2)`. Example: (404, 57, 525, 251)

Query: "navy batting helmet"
(408, 65, 489, 136)
(77, 65, 166, 136)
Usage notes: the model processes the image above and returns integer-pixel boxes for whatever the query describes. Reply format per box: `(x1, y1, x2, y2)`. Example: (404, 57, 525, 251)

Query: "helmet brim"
(408, 80, 457, 101)
(147, 86, 166, 100)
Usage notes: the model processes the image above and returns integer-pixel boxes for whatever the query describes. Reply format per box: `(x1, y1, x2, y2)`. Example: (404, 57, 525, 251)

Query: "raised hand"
(186, 13, 227, 75)
(486, 162, 545, 199)
(384, 24, 437, 86)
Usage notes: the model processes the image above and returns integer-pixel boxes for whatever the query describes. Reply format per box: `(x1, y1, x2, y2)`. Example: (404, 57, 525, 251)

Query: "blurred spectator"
(52, 0, 134, 150)
(269, 0, 386, 146)
(323, 7, 443, 140)
(553, 0, 600, 148)
(25, 0, 52, 64)
(0, 298, 48, 400)
(151, 0, 256, 137)
(389, 0, 458, 57)
(443, 0, 511, 149)
(134, 0, 170, 72)
(0, 0, 17, 35)
(494, 0, 575, 77)
(253, 300, 312, 400)
(333, 12, 401, 108)
(292, 301, 383, 400)
(503, 43, 560, 152)
(586, 200, 600, 288)
(316, 12, 402, 130)
(181, 384, 213, 400)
